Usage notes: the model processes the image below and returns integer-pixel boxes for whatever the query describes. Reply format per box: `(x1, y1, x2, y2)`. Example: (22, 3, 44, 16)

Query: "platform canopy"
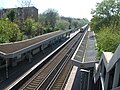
(0, 30, 72, 58)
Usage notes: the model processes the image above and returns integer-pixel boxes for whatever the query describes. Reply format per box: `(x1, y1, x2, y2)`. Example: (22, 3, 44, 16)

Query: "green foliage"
(60, 17, 89, 29)
(32, 22, 43, 35)
(71, 20, 79, 28)
(90, 0, 120, 32)
(71, 18, 89, 29)
(0, 19, 23, 43)
(61, 17, 72, 29)
(43, 9, 59, 29)
(56, 19, 70, 30)
(6, 10, 15, 22)
(23, 18, 43, 38)
(38, 14, 46, 25)
(90, 0, 120, 57)
(80, 18, 89, 26)
(96, 26, 120, 57)
(38, 9, 59, 32)
(39, 9, 89, 31)
(97, 26, 120, 51)
(0, 8, 89, 43)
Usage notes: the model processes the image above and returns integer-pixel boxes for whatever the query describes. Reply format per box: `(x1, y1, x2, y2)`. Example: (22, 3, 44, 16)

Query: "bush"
(0, 19, 23, 43)
(96, 26, 120, 57)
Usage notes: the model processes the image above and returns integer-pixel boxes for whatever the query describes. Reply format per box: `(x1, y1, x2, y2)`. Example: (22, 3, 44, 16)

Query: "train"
(80, 24, 89, 32)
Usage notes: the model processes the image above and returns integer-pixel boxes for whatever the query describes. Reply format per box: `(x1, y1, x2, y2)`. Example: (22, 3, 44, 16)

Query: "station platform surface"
(71, 30, 98, 69)
(72, 31, 97, 63)
(83, 31, 97, 62)
(65, 30, 97, 89)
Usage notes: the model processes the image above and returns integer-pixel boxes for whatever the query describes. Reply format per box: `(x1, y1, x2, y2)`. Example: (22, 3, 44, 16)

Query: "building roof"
(0, 31, 63, 55)
(2, 6, 38, 10)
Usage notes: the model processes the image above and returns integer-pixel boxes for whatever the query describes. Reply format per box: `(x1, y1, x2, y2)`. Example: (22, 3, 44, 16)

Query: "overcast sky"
(0, 0, 103, 20)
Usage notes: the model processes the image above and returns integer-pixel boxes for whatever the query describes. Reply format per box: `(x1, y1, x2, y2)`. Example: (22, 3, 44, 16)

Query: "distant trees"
(43, 9, 59, 30)
(38, 9, 59, 32)
(38, 9, 89, 31)
(56, 19, 70, 30)
(39, 9, 89, 32)
(61, 16, 88, 29)
(0, 8, 89, 43)
(61, 17, 72, 29)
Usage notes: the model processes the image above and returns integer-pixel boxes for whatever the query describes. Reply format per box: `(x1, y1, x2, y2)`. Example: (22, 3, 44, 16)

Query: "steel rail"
(46, 31, 85, 90)
(17, 32, 82, 90)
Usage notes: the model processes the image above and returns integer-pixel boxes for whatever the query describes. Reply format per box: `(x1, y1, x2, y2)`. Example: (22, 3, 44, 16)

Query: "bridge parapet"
(94, 44, 120, 90)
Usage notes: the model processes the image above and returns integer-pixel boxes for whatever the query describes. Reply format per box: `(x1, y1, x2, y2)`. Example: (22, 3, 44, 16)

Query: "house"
(0, 7, 38, 21)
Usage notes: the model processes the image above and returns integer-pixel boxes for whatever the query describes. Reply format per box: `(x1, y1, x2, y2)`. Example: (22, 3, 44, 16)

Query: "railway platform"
(0, 29, 79, 89)
(0, 38, 67, 89)
(65, 30, 98, 90)
(0, 29, 73, 74)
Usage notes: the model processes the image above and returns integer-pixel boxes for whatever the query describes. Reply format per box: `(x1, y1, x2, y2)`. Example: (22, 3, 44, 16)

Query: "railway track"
(47, 57, 73, 90)
(46, 30, 86, 90)
(20, 32, 83, 90)
(6, 29, 87, 90)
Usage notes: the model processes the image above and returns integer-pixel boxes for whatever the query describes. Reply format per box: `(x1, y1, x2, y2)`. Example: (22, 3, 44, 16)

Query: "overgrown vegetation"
(90, 0, 120, 57)
(0, 19, 23, 43)
(0, 8, 88, 43)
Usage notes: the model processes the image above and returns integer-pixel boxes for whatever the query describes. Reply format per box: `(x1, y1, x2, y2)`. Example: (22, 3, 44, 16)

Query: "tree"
(96, 26, 120, 56)
(17, 0, 33, 7)
(7, 10, 15, 22)
(32, 22, 43, 36)
(61, 17, 72, 29)
(43, 9, 59, 30)
(92, 0, 120, 18)
(56, 19, 70, 30)
(81, 18, 89, 25)
(23, 18, 35, 38)
(90, 0, 120, 56)
(23, 18, 43, 38)
(0, 19, 23, 43)
(61, 17, 89, 29)
(90, 0, 120, 31)
(38, 14, 46, 25)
